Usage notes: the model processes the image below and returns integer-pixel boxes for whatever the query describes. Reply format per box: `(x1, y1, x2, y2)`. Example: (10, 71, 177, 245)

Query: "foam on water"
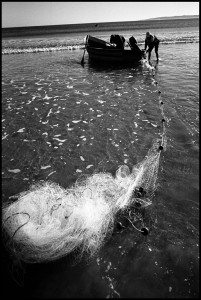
(2, 26, 198, 55)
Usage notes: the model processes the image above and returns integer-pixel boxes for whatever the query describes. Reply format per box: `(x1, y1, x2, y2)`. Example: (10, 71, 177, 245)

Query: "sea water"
(2, 18, 199, 298)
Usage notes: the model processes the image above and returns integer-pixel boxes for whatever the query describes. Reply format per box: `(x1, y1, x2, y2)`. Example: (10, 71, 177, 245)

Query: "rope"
(128, 59, 167, 235)
(143, 59, 167, 151)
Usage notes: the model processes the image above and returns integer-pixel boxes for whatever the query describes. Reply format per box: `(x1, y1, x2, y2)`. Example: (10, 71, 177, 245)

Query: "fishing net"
(2, 139, 162, 263)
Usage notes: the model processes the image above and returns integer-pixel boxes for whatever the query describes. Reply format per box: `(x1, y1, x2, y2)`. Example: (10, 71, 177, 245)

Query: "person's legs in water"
(155, 41, 160, 62)
(147, 43, 154, 61)
(147, 50, 151, 61)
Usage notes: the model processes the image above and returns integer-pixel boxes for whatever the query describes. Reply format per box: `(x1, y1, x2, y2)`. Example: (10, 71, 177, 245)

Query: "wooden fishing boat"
(85, 35, 145, 64)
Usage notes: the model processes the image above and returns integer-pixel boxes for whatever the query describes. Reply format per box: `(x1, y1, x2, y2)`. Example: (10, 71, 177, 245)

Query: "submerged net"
(2, 139, 162, 264)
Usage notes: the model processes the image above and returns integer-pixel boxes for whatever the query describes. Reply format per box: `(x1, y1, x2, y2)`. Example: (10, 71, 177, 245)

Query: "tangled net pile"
(2, 138, 163, 264)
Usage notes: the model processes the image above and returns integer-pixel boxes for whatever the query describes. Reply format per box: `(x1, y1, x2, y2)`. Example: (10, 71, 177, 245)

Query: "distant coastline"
(144, 15, 199, 21)
(2, 15, 199, 38)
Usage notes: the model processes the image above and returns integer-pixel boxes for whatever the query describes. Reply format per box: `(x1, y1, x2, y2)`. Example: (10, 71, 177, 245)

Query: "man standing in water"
(144, 32, 160, 62)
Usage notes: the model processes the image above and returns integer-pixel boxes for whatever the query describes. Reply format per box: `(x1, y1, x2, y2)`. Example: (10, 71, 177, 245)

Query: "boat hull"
(86, 46, 142, 63)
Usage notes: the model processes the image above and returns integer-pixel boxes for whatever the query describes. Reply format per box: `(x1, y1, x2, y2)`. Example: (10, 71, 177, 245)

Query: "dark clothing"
(145, 35, 159, 49)
(129, 36, 137, 46)
(129, 36, 143, 57)
(147, 39, 159, 53)
(145, 34, 160, 60)
(110, 35, 125, 49)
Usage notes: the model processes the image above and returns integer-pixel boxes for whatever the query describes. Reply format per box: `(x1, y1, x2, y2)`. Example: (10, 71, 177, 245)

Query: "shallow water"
(2, 27, 199, 298)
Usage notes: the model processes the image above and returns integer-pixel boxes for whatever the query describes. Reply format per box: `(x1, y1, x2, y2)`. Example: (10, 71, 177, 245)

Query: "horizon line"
(2, 14, 199, 29)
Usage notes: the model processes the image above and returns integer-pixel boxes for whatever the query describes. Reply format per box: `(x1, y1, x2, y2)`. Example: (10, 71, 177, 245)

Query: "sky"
(2, 2, 199, 28)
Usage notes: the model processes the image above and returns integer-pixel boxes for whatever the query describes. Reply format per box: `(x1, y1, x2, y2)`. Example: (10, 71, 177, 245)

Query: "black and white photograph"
(2, 2, 199, 298)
